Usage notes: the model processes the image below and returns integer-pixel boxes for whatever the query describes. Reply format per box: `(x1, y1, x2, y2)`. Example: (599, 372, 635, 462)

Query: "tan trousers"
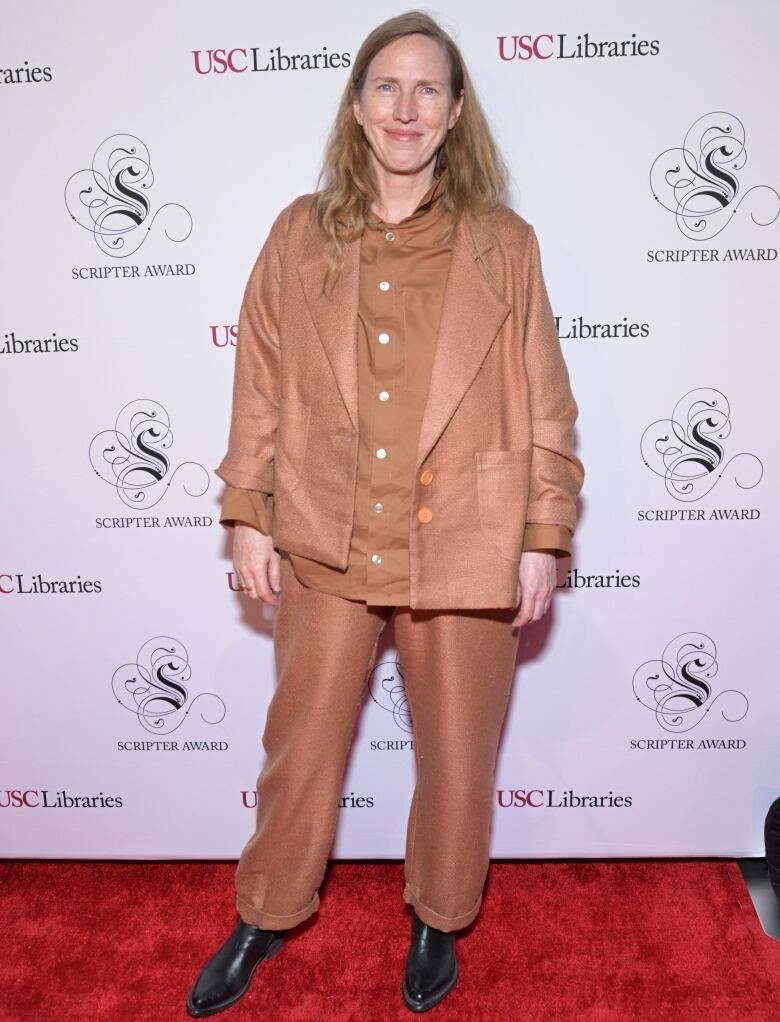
(235, 552, 521, 934)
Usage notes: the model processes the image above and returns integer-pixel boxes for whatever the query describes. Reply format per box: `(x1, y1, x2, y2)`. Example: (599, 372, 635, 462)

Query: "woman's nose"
(394, 92, 418, 122)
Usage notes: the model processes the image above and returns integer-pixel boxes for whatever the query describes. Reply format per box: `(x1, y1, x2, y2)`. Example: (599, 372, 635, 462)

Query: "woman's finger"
(244, 558, 276, 604)
(267, 550, 282, 595)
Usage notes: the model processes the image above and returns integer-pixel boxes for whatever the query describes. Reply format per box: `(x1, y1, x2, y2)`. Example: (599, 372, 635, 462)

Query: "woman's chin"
(371, 151, 433, 177)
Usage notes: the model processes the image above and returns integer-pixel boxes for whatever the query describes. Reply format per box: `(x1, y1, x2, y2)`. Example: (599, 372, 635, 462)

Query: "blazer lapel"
(297, 232, 363, 432)
(296, 210, 512, 455)
(415, 215, 511, 471)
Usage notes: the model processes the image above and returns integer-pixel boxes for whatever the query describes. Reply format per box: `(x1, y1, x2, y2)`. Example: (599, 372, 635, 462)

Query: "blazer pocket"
(275, 403, 311, 494)
(475, 449, 533, 561)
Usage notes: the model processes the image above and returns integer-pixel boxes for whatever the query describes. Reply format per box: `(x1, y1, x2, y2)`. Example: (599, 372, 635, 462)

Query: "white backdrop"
(2, 0, 778, 859)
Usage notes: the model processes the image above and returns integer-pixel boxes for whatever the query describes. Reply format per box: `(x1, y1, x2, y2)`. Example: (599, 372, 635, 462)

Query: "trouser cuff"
(403, 882, 482, 932)
(236, 890, 319, 931)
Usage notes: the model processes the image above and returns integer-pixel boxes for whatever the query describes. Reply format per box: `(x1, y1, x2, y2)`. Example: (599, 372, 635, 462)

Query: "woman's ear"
(449, 89, 464, 130)
(351, 89, 364, 127)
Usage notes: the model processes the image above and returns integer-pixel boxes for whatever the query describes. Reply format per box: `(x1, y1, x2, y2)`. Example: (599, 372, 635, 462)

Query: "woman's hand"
(512, 551, 557, 628)
(233, 524, 282, 606)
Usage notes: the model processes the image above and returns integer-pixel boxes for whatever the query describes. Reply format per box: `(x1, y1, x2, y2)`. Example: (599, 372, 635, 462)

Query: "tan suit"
(216, 179, 584, 933)
(218, 167, 574, 603)
(215, 179, 584, 609)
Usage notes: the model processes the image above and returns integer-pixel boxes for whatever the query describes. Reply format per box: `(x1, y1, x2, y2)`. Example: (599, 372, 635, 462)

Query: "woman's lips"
(384, 130, 422, 141)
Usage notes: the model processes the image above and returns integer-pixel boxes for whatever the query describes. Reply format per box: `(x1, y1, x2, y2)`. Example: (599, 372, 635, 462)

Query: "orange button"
(417, 506, 433, 524)
(419, 469, 433, 485)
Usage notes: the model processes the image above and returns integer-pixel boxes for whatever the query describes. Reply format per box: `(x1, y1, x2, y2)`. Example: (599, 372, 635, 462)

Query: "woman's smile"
(384, 129, 423, 141)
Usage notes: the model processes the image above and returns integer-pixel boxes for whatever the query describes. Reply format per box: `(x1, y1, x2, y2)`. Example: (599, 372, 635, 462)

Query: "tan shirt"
(220, 169, 572, 604)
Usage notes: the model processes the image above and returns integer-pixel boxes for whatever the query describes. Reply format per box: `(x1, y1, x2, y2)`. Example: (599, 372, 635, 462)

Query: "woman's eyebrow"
(371, 75, 446, 87)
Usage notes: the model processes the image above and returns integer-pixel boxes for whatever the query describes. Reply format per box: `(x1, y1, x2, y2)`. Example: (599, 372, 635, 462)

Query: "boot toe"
(186, 975, 235, 1016)
(402, 960, 459, 1013)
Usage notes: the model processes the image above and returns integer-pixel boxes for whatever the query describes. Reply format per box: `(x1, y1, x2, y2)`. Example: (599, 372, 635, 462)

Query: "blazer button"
(419, 469, 433, 485)
(417, 506, 433, 524)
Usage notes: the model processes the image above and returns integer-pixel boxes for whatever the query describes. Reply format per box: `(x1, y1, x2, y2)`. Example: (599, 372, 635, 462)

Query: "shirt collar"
(366, 166, 449, 230)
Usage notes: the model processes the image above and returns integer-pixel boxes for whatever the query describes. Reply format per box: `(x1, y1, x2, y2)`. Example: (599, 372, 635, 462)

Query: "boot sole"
(401, 959, 459, 1012)
(185, 934, 285, 1018)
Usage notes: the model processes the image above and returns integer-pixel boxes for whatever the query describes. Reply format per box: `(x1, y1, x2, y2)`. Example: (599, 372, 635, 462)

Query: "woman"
(188, 10, 584, 1016)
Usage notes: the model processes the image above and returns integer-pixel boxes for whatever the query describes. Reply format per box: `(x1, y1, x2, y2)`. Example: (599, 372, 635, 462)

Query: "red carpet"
(4, 859, 780, 1021)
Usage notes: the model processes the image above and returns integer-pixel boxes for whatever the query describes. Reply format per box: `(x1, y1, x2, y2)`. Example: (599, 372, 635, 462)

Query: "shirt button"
(371, 553, 382, 564)
(376, 447, 387, 459)
(373, 502, 384, 513)
(420, 469, 433, 485)
(378, 332, 390, 344)
(378, 390, 390, 401)
(417, 506, 433, 524)
(379, 280, 390, 291)
(385, 230, 395, 241)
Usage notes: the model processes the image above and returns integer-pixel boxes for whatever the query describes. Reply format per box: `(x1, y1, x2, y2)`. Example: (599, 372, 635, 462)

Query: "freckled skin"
(351, 33, 463, 222)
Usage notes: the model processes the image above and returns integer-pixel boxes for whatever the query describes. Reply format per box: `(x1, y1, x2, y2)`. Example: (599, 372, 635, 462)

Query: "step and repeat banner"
(2, 1, 778, 859)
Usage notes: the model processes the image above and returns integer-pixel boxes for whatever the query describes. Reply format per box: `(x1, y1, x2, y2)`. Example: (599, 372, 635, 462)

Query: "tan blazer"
(215, 194, 585, 610)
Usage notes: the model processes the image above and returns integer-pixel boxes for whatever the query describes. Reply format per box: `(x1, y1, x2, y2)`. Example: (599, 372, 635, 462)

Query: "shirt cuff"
(522, 522, 572, 558)
(219, 486, 274, 535)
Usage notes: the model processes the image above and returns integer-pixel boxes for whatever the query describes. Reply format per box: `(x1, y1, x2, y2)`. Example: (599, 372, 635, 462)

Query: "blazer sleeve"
(521, 226, 585, 535)
(213, 202, 294, 494)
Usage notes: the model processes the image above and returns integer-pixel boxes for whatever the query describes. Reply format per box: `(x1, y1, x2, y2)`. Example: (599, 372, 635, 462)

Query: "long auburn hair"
(312, 10, 509, 282)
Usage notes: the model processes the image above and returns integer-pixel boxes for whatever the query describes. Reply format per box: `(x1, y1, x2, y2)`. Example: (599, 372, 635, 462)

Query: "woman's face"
(352, 33, 463, 178)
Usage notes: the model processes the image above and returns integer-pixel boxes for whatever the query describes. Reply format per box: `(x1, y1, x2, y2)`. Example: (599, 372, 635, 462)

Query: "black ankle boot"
(186, 915, 285, 1017)
(401, 909, 458, 1012)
